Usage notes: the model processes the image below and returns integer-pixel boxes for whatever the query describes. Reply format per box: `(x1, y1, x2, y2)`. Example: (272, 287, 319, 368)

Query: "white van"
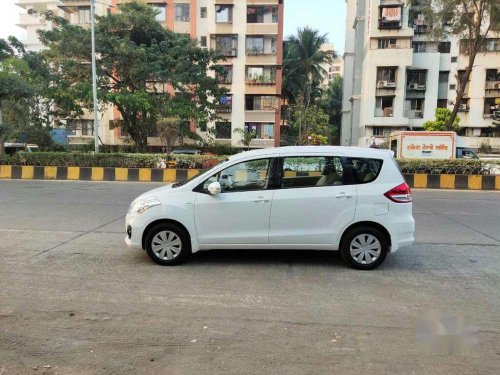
(125, 146, 415, 270)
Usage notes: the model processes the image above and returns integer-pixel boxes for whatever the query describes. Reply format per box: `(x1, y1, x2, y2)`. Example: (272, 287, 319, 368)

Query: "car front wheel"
(145, 223, 191, 266)
(340, 226, 388, 270)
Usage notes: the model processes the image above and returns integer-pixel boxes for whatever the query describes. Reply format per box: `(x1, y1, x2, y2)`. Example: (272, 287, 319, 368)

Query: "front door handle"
(254, 196, 270, 203)
(336, 192, 352, 199)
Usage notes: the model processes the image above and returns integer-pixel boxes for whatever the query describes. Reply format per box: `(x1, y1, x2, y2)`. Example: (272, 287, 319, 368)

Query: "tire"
(145, 223, 191, 266)
(340, 226, 389, 270)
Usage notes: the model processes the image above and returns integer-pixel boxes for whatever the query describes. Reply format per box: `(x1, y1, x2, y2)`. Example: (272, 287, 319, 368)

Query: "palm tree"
(284, 27, 333, 107)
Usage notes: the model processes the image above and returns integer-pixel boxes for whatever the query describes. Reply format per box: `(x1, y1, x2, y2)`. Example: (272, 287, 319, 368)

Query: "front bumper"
(125, 213, 146, 250)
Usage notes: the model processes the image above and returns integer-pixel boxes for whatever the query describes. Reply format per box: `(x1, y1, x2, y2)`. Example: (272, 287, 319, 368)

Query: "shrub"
(0, 152, 224, 169)
(396, 159, 500, 175)
(478, 142, 493, 154)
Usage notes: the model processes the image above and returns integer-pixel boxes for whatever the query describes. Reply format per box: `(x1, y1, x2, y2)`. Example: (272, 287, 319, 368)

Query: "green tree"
(233, 128, 256, 150)
(0, 38, 34, 157)
(412, 0, 498, 129)
(320, 75, 343, 144)
(423, 108, 460, 131)
(283, 27, 333, 106)
(286, 97, 331, 145)
(37, 2, 226, 152)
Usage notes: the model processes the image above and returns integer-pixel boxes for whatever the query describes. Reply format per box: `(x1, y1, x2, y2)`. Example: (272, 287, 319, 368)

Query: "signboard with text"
(400, 133, 455, 159)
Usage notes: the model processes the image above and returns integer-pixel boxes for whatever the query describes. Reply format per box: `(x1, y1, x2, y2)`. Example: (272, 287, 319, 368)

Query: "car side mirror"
(207, 181, 221, 195)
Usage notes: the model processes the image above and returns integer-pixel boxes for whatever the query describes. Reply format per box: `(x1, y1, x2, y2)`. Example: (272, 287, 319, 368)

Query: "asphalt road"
(0, 180, 499, 375)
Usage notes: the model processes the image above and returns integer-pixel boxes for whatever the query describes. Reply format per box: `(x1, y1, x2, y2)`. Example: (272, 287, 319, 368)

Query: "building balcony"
(245, 110, 276, 122)
(405, 110, 424, 119)
(249, 138, 274, 148)
(485, 81, 500, 90)
(376, 81, 397, 89)
(247, 24, 278, 35)
(18, 13, 40, 26)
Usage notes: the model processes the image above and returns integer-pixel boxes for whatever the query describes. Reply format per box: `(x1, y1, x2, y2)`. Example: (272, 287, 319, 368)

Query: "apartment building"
(342, 0, 500, 150)
(320, 43, 343, 87)
(17, 0, 284, 149)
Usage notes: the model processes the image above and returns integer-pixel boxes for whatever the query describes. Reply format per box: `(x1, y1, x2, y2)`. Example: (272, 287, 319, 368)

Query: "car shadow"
(187, 249, 345, 267)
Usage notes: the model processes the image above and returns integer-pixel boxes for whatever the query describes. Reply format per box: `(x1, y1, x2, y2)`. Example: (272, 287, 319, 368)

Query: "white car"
(126, 146, 415, 270)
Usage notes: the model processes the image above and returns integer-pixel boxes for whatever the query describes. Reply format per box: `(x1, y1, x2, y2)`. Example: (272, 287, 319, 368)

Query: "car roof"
(228, 146, 393, 161)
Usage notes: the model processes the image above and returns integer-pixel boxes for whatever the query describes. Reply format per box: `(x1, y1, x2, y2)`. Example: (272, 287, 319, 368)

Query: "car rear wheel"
(340, 226, 388, 270)
(145, 223, 191, 266)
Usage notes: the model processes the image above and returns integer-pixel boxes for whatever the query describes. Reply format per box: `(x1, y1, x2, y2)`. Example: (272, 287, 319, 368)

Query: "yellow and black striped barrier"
(0, 166, 499, 190)
(403, 174, 500, 190)
(0, 165, 202, 183)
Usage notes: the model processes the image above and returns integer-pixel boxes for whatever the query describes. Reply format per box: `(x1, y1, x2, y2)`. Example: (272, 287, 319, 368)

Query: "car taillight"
(384, 183, 412, 203)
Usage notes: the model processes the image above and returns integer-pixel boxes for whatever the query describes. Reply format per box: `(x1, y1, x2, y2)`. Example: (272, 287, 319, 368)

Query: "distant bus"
(3, 143, 40, 155)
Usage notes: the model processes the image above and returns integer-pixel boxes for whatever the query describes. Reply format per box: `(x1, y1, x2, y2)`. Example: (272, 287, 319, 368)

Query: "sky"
(0, 0, 346, 53)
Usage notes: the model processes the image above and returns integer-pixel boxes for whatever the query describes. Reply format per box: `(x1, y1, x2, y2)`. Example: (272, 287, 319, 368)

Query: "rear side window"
(281, 156, 344, 188)
(346, 158, 383, 184)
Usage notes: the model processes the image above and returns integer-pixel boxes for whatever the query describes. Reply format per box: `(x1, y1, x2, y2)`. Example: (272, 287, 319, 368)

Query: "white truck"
(388, 131, 478, 159)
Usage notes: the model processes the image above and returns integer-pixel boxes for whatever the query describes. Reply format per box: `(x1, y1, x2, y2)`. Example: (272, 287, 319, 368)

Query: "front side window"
(281, 156, 344, 188)
(175, 4, 190, 22)
(202, 158, 272, 193)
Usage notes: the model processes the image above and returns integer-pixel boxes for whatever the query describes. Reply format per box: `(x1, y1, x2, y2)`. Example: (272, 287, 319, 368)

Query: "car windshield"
(172, 158, 229, 188)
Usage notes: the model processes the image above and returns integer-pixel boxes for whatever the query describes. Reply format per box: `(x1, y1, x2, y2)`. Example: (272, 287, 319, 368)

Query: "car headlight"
(128, 197, 161, 214)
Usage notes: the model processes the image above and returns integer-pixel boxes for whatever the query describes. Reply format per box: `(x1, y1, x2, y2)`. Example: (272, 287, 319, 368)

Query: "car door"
(194, 157, 275, 245)
(268, 155, 357, 245)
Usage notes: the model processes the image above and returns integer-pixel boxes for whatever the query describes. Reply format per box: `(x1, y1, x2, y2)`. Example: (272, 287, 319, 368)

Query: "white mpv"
(125, 146, 415, 270)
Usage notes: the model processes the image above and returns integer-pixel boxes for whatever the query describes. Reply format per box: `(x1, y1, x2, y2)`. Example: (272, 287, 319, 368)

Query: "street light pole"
(90, 0, 99, 153)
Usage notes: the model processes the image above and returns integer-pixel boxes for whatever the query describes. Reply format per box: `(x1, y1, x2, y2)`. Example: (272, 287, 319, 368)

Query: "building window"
(247, 6, 278, 23)
(245, 95, 277, 111)
(215, 122, 231, 139)
(439, 71, 449, 83)
(407, 70, 427, 89)
(375, 96, 394, 117)
(438, 42, 451, 53)
(200, 36, 207, 47)
(486, 69, 500, 82)
(405, 99, 425, 118)
(449, 84, 456, 90)
(437, 99, 448, 108)
(150, 4, 166, 22)
(216, 65, 233, 84)
(376, 67, 397, 87)
(412, 42, 428, 53)
(216, 5, 233, 23)
(78, 7, 91, 24)
(175, 4, 190, 22)
(451, 56, 457, 63)
(378, 6, 402, 29)
(245, 123, 274, 139)
(212, 35, 238, 57)
(66, 119, 94, 136)
(484, 98, 500, 117)
(246, 35, 277, 55)
(372, 127, 384, 136)
(216, 95, 232, 112)
(200, 6, 207, 18)
(378, 38, 397, 49)
(409, 11, 428, 33)
(461, 38, 500, 53)
(246, 66, 276, 84)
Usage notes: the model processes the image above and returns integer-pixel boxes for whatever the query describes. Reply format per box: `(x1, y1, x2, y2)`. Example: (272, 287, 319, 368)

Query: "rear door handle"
(336, 192, 352, 199)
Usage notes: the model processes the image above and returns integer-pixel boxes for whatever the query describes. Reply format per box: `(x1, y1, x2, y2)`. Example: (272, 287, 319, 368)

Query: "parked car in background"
(126, 146, 415, 270)
(3, 143, 39, 155)
(171, 149, 201, 155)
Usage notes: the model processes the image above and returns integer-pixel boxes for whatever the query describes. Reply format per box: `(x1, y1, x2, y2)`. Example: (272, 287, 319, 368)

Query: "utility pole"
(90, 0, 99, 153)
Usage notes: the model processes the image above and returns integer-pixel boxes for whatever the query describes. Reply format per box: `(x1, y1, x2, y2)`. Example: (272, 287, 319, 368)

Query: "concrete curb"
(0, 166, 499, 190)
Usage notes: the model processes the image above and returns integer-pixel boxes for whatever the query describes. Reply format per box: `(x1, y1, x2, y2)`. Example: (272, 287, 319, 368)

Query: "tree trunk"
(447, 53, 475, 130)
